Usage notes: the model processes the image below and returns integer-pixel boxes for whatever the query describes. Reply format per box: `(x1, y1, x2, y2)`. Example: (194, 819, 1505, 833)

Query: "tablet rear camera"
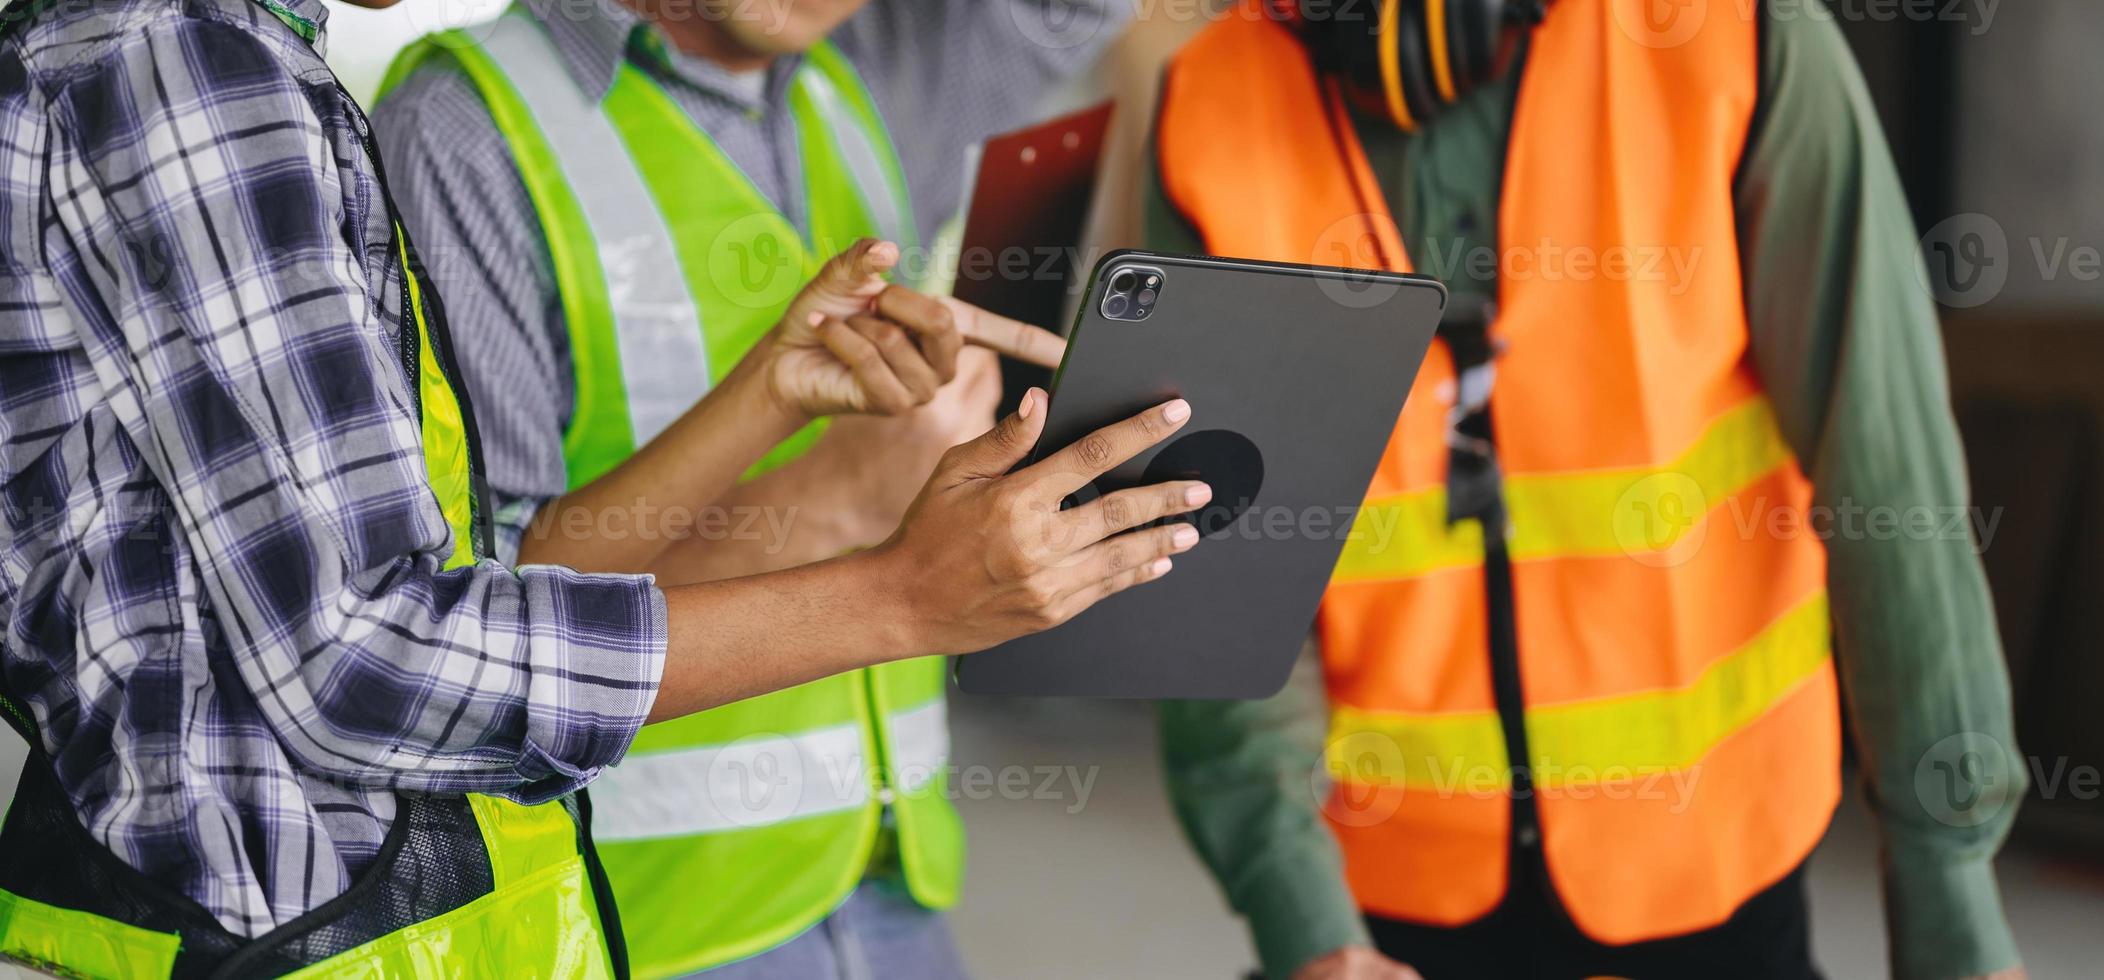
(1101, 265, 1164, 321)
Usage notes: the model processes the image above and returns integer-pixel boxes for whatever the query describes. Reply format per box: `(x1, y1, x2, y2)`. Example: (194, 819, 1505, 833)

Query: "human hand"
(755, 239, 1064, 419)
(870, 387, 1212, 654)
(1292, 947, 1423, 980)
(900, 345, 1005, 454)
(815, 346, 1003, 537)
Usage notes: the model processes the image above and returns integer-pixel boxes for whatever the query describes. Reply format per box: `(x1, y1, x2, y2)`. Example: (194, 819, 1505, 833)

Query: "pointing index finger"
(939, 295, 1067, 369)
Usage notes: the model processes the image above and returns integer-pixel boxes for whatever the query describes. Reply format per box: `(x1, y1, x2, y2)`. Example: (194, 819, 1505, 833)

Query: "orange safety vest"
(1158, 0, 1841, 945)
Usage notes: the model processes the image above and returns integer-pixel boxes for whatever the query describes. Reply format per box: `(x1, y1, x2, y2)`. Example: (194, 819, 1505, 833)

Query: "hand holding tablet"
(871, 388, 1213, 656)
(957, 251, 1446, 699)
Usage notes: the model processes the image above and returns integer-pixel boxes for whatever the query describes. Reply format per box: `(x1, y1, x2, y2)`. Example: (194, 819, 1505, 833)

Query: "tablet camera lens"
(1102, 266, 1162, 320)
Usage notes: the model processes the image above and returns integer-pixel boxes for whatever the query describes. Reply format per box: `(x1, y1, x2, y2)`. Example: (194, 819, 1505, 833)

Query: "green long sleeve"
(1733, 10, 2024, 979)
(1158, 652, 1371, 978)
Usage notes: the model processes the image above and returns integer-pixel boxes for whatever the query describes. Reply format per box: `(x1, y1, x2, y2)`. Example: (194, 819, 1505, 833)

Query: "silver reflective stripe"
(591, 723, 870, 841)
(797, 64, 910, 251)
(478, 13, 709, 448)
(587, 698, 952, 840)
(888, 697, 951, 794)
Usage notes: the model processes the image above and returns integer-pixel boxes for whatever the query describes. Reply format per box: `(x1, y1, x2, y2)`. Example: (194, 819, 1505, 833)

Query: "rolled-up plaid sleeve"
(42, 14, 664, 802)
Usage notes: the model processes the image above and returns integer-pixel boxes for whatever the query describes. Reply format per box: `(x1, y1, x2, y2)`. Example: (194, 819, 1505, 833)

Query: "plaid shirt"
(0, 0, 666, 938)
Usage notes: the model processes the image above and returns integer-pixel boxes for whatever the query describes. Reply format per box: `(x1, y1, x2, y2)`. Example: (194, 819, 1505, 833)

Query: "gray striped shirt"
(372, 0, 1124, 554)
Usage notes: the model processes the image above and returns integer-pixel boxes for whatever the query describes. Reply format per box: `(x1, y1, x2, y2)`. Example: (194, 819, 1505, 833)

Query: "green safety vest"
(381, 10, 964, 977)
(0, 218, 618, 977)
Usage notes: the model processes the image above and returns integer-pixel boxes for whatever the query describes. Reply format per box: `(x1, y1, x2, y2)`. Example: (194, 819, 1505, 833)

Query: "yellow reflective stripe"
(1523, 592, 1830, 778)
(466, 795, 582, 887)
(397, 229, 476, 573)
(0, 886, 179, 978)
(282, 856, 611, 980)
(1327, 591, 1830, 789)
(1326, 703, 1509, 789)
(1332, 398, 1796, 583)
(1333, 486, 1483, 581)
(1507, 397, 1795, 562)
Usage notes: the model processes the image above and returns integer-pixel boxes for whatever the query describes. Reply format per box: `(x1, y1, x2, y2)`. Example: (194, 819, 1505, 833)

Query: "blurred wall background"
(323, 0, 507, 101)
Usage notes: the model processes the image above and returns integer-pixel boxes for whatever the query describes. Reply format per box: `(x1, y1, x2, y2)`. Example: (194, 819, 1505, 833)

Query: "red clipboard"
(951, 101, 1115, 410)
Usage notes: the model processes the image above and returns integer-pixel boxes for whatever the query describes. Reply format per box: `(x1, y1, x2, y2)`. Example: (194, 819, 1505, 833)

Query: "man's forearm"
(642, 448, 887, 586)
(648, 548, 917, 722)
(518, 355, 803, 574)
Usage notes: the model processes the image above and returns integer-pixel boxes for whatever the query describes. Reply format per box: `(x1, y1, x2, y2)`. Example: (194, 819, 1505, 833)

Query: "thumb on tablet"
(939, 296, 1067, 369)
(940, 387, 1048, 482)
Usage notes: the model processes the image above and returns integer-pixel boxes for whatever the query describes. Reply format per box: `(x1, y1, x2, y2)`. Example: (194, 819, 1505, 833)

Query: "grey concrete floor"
(2, 699, 2098, 977)
(943, 695, 2104, 980)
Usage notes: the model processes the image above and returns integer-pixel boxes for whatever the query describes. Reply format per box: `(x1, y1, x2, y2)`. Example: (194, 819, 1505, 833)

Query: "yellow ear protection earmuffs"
(1294, 0, 1548, 131)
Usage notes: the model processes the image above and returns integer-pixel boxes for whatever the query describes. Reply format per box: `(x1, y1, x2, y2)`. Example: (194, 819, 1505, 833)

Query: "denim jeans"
(686, 880, 970, 980)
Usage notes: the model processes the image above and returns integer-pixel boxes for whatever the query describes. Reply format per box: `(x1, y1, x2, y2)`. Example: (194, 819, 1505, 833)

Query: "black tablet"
(954, 250, 1446, 699)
